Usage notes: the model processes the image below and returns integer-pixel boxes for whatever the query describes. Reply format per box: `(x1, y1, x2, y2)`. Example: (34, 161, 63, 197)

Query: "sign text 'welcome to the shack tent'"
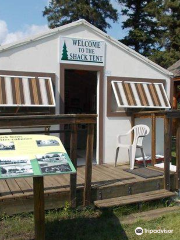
(60, 37, 105, 66)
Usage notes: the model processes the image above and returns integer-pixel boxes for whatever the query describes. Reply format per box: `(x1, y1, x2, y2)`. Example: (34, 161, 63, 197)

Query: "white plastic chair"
(115, 124, 150, 170)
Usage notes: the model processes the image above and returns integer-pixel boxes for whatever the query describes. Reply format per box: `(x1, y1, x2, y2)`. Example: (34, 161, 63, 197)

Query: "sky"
(0, 0, 127, 46)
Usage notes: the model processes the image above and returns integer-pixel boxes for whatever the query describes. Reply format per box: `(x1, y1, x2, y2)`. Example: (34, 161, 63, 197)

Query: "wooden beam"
(0, 114, 97, 128)
(166, 111, 180, 118)
(164, 116, 172, 190)
(70, 124, 78, 208)
(84, 124, 94, 206)
(33, 177, 45, 240)
(133, 110, 166, 119)
(176, 127, 180, 189)
(151, 113, 156, 166)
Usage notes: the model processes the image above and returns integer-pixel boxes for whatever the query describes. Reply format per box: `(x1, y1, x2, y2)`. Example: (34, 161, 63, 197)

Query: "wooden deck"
(0, 164, 176, 215)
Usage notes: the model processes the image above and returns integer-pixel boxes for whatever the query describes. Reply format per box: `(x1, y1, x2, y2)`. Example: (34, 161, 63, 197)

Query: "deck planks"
(0, 164, 176, 207)
(5, 179, 23, 197)
(0, 180, 12, 198)
(94, 189, 176, 208)
(15, 178, 33, 195)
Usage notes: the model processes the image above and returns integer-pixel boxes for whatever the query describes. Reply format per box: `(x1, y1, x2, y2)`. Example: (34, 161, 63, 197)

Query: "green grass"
(0, 200, 179, 240)
(125, 212, 180, 240)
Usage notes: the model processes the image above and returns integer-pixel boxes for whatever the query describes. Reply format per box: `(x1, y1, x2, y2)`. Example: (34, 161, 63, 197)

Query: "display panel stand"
(33, 176, 45, 240)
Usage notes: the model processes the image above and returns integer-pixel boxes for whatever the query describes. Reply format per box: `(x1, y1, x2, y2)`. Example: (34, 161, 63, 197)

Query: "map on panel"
(0, 135, 76, 179)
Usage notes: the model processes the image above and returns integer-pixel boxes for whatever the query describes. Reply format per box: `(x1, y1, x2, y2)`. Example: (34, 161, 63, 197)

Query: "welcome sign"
(60, 37, 105, 65)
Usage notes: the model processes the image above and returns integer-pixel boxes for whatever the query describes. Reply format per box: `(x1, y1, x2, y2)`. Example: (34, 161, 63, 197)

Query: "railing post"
(176, 126, 180, 190)
(151, 113, 156, 166)
(164, 116, 172, 190)
(84, 123, 94, 206)
(70, 124, 78, 208)
(45, 126, 50, 135)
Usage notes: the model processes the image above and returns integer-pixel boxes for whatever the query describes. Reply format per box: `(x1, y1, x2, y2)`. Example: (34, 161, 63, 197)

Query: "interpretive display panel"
(0, 135, 76, 179)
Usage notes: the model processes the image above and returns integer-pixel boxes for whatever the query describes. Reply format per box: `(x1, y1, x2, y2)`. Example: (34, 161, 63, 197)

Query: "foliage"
(159, 0, 180, 52)
(118, 0, 163, 56)
(43, 0, 118, 32)
(118, 0, 180, 68)
(149, 49, 180, 69)
(154, 0, 180, 68)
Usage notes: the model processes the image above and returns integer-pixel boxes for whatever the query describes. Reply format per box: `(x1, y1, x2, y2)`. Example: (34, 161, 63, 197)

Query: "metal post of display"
(33, 176, 45, 240)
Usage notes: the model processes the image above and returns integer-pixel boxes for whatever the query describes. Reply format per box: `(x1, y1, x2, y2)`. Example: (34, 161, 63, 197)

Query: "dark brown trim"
(29, 78, 35, 105)
(35, 77, 42, 105)
(11, 77, 16, 104)
(128, 83, 137, 106)
(60, 63, 104, 165)
(148, 84, 157, 106)
(138, 83, 149, 106)
(122, 82, 131, 105)
(107, 76, 167, 117)
(1, 77, 6, 104)
(19, 78, 25, 104)
(151, 84, 161, 106)
(14, 77, 21, 105)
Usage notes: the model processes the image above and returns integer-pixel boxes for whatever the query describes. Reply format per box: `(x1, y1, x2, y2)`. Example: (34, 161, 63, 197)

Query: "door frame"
(60, 63, 104, 164)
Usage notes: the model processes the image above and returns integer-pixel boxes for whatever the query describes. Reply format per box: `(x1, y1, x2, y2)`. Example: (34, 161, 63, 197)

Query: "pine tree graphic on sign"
(61, 42, 68, 60)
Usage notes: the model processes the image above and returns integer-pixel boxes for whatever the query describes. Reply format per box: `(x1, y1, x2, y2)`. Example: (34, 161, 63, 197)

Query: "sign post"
(0, 134, 76, 240)
(33, 176, 45, 240)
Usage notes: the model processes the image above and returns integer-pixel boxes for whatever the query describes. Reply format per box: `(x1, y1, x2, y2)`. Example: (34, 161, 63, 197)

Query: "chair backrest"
(132, 124, 150, 146)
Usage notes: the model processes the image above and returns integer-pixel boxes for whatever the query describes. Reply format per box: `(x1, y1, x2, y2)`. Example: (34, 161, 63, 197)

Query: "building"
(168, 60, 180, 135)
(0, 19, 173, 165)
(168, 59, 180, 110)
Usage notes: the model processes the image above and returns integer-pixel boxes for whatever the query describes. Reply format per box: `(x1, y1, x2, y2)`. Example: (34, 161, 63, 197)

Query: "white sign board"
(60, 37, 105, 66)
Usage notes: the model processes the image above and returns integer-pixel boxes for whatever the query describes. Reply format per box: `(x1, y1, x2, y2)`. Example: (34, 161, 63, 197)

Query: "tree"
(61, 42, 68, 60)
(118, 0, 180, 68)
(118, 0, 163, 56)
(149, 0, 180, 68)
(149, 48, 180, 69)
(43, 0, 118, 33)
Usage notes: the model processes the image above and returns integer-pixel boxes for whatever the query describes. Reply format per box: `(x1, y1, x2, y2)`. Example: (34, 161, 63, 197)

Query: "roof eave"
(0, 19, 173, 77)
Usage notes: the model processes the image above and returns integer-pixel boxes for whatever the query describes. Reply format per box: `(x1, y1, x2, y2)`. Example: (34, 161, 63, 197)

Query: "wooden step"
(94, 189, 176, 208)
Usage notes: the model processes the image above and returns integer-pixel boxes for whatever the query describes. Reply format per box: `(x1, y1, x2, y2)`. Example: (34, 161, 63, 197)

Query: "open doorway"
(64, 69, 98, 165)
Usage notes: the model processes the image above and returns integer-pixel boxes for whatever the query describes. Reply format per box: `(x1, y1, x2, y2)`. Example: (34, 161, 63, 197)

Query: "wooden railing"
(0, 114, 97, 207)
(132, 111, 165, 166)
(133, 110, 180, 192)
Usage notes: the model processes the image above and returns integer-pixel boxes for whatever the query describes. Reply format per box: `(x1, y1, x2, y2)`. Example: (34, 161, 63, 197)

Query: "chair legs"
(140, 147, 146, 167)
(129, 145, 136, 170)
(115, 147, 119, 167)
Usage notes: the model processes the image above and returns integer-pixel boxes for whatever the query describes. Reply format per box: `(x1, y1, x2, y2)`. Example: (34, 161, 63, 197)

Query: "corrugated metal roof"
(112, 81, 170, 109)
(0, 75, 55, 107)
